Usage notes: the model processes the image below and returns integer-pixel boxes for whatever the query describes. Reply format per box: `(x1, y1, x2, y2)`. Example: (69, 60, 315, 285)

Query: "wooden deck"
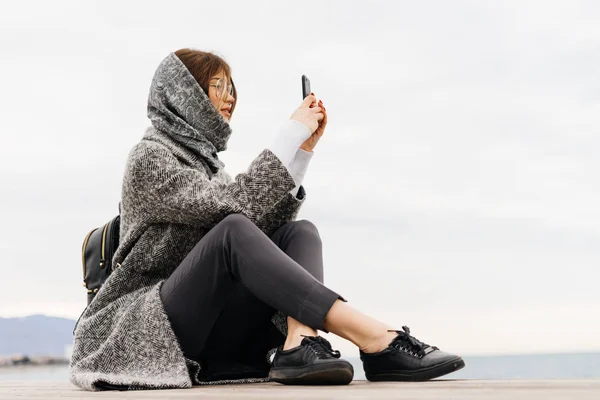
(1, 380, 600, 399)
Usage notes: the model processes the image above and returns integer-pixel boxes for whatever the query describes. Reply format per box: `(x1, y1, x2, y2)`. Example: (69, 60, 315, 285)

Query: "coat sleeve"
(254, 186, 307, 237)
(122, 143, 296, 228)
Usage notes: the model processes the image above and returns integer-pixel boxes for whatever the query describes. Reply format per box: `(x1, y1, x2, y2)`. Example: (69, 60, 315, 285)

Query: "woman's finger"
(302, 95, 317, 108)
(310, 106, 323, 114)
(317, 109, 328, 132)
(320, 114, 327, 127)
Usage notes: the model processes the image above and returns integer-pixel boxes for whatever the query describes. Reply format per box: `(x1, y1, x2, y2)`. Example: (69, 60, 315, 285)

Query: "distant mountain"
(0, 315, 76, 357)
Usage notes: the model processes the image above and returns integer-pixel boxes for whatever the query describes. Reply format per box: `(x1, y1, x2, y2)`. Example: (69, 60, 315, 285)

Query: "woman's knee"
(217, 214, 259, 239)
(220, 213, 253, 228)
(290, 220, 321, 242)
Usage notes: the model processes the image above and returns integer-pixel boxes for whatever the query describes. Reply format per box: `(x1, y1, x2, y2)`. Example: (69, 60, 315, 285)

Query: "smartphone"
(302, 75, 311, 100)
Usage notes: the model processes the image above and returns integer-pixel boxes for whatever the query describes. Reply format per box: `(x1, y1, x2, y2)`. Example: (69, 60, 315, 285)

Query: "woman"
(70, 49, 465, 391)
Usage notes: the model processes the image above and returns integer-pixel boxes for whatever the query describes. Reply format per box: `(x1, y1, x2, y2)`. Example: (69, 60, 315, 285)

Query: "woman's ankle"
(359, 330, 398, 354)
(284, 317, 318, 350)
(283, 328, 318, 350)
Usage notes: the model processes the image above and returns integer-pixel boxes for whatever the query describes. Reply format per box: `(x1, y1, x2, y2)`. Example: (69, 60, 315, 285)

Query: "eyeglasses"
(209, 78, 234, 99)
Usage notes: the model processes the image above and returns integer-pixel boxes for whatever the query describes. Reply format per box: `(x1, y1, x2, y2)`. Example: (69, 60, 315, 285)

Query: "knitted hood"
(147, 52, 232, 172)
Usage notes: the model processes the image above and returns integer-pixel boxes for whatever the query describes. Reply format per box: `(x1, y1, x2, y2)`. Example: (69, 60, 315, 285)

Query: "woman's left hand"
(300, 99, 327, 152)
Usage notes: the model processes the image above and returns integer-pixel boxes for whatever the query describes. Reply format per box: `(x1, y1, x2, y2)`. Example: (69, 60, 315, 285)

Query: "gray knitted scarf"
(146, 52, 232, 173)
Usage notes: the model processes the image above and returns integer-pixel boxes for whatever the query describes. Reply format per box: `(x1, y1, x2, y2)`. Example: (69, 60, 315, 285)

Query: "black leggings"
(159, 214, 342, 365)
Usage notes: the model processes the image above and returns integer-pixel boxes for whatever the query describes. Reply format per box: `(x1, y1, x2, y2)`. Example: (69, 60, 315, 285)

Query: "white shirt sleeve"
(268, 119, 311, 167)
(268, 119, 315, 197)
(288, 148, 314, 197)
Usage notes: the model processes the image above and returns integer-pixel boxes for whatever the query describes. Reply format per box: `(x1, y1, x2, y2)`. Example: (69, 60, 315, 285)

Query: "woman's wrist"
(299, 143, 314, 153)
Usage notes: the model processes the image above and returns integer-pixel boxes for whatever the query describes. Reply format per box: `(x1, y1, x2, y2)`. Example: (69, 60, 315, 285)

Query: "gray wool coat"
(70, 53, 306, 391)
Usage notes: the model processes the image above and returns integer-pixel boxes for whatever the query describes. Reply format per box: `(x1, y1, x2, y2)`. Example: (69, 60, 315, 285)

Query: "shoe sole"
(269, 361, 354, 385)
(366, 357, 465, 382)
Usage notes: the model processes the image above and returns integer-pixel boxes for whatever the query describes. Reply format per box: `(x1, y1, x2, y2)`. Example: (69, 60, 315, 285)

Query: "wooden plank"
(1, 380, 599, 399)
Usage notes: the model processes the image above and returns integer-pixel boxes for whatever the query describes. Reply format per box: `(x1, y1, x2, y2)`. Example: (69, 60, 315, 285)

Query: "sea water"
(1, 353, 599, 381)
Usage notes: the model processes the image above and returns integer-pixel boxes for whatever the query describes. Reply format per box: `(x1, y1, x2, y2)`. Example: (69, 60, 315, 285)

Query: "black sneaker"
(360, 326, 465, 381)
(269, 335, 354, 385)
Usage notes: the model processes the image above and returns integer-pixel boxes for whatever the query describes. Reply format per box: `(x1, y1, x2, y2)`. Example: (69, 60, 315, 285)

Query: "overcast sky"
(1, 0, 598, 356)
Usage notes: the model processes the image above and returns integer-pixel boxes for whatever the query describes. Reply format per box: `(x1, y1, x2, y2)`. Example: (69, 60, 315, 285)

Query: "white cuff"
(288, 148, 313, 196)
(268, 119, 311, 168)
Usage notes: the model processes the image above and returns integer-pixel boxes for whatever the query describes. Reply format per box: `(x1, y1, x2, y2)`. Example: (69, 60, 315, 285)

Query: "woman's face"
(208, 70, 235, 123)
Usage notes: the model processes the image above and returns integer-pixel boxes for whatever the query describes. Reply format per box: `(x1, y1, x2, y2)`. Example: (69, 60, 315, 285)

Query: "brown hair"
(174, 48, 237, 116)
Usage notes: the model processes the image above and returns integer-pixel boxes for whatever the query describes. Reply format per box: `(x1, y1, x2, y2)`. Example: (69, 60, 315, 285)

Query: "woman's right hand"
(290, 94, 324, 134)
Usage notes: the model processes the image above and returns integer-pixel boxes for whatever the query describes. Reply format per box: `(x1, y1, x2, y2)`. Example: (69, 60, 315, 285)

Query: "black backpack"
(81, 207, 121, 305)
